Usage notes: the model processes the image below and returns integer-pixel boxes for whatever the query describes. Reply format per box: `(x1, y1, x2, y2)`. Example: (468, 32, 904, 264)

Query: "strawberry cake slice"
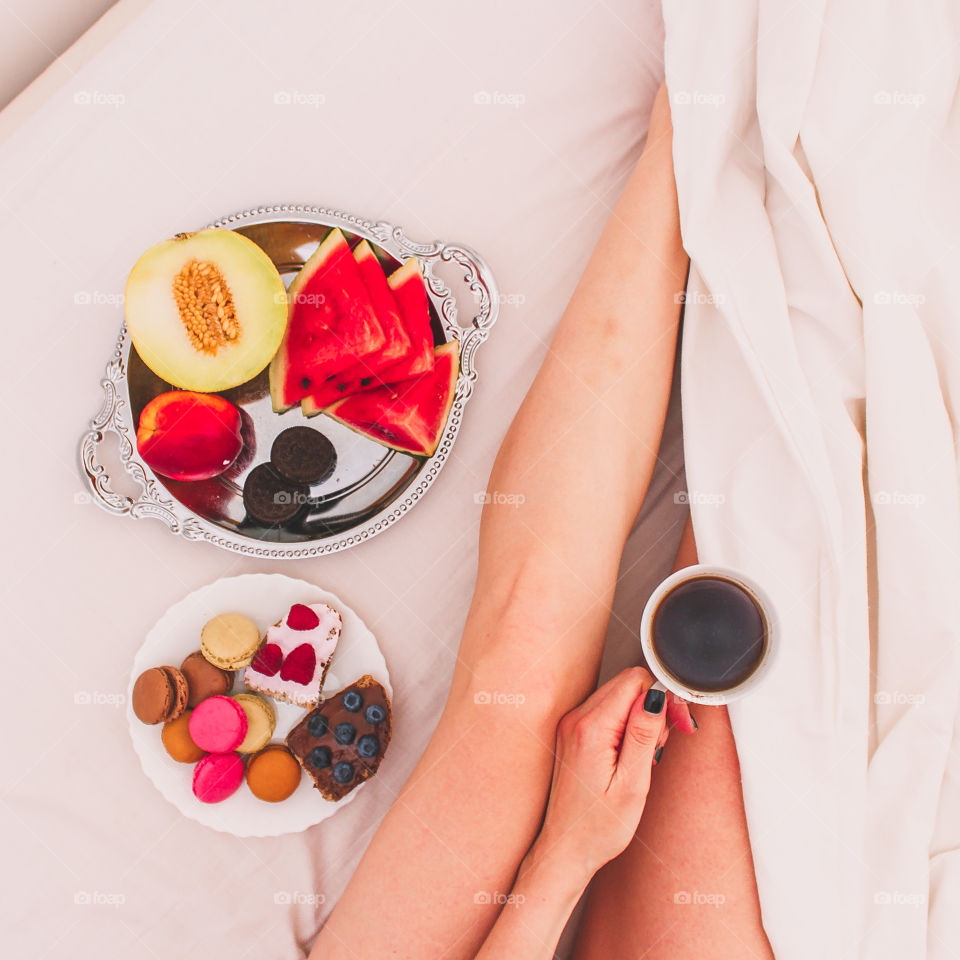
(244, 603, 341, 707)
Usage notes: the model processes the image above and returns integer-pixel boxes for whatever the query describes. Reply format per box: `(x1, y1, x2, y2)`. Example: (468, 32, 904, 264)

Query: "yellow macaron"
(200, 613, 261, 670)
(233, 692, 276, 754)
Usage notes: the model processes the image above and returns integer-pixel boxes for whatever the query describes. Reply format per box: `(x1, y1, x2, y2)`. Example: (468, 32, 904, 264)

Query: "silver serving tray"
(79, 205, 499, 558)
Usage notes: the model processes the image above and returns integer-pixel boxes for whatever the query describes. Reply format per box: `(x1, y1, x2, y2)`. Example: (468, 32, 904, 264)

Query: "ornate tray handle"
(78, 331, 199, 536)
(76, 207, 499, 558)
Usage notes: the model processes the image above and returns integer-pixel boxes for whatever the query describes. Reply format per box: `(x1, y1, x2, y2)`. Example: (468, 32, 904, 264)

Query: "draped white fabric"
(665, 1, 960, 956)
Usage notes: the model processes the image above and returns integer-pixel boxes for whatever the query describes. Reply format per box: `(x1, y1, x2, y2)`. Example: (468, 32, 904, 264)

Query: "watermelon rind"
(324, 341, 459, 457)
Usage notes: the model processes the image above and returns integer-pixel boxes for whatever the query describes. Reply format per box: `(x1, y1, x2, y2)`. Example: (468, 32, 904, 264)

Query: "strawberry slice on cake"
(244, 602, 342, 707)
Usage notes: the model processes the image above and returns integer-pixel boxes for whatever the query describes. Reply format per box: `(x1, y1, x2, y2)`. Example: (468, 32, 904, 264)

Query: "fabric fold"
(665, 0, 960, 955)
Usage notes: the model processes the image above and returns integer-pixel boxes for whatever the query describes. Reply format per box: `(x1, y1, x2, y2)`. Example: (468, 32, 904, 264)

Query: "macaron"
(180, 650, 233, 708)
(188, 695, 248, 753)
(132, 666, 189, 725)
(246, 744, 302, 802)
(200, 613, 261, 670)
(192, 752, 244, 803)
(161, 711, 205, 763)
(233, 693, 276, 754)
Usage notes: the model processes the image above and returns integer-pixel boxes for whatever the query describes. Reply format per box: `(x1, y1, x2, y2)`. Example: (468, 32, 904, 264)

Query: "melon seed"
(173, 259, 240, 355)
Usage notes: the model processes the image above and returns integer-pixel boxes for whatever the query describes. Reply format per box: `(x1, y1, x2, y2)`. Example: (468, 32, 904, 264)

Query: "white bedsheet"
(0, 2, 675, 956)
(666, 1, 960, 956)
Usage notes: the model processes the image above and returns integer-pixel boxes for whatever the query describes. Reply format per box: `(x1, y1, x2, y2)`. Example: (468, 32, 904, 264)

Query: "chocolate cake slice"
(286, 675, 392, 801)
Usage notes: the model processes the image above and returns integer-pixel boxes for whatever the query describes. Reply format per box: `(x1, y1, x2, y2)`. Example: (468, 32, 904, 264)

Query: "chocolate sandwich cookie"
(286, 675, 392, 801)
(242, 463, 309, 525)
(132, 665, 189, 725)
(270, 427, 337, 485)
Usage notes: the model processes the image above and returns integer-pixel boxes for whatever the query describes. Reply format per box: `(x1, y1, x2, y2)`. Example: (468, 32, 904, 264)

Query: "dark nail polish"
(643, 688, 665, 714)
(654, 745, 664, 765)
(691, 716, 699, 730)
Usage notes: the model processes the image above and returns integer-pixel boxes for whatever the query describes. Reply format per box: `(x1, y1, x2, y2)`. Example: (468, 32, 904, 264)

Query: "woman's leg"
(573, 522, 775, 959)
(313, 88, 689, 960)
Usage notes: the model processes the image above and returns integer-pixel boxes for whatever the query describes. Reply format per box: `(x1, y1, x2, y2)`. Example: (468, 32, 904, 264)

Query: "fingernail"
(643, 689, 665, 714)
(654, 745, 664, 765)
(691, 716, 699, 730)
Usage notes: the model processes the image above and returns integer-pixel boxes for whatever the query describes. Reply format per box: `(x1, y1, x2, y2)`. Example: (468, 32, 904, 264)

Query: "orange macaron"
(245, 744, 301, 802)
(161, 710, 206, 763)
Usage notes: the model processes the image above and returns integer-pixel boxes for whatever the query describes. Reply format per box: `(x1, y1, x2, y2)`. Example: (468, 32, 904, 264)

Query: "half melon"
(269, 228, 386, 412)
(124, 228, 287, 393)
(325, 341, 459, 457)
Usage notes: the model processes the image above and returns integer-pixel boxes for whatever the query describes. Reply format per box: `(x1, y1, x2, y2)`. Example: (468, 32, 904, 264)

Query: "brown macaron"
(132, 666, 189, 725)
(180, 650, 233, 708)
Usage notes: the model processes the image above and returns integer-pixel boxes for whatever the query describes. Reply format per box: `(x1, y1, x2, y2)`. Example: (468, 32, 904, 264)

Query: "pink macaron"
(192, 752, 244, 803)
(188, 695, 248, 753)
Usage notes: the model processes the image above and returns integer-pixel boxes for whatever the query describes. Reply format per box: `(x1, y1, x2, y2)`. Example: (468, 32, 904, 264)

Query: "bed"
(0, 1, 679, 956)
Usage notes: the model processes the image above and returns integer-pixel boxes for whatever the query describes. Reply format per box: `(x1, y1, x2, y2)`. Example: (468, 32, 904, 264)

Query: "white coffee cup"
(639, 564, 778, 706)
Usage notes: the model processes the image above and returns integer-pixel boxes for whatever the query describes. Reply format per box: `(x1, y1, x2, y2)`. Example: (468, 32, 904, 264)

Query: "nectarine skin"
(137, 391, 243, 481)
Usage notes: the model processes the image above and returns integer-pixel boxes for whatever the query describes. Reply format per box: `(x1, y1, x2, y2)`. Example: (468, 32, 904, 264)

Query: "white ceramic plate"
(126, 573, 391, 837)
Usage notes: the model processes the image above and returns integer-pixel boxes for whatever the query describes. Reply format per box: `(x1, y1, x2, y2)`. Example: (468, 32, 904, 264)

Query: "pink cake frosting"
(243, 602, 341, 707)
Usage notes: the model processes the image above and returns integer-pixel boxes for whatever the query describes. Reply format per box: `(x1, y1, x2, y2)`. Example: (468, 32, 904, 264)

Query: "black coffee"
(651, 576, 766, 692)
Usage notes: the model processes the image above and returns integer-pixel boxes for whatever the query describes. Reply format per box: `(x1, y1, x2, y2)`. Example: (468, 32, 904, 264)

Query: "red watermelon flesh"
(325, 341, 459, 457)
(373, 259, 435, 383)
(269, 228, 385, 412)
(299, 241, 414, 414)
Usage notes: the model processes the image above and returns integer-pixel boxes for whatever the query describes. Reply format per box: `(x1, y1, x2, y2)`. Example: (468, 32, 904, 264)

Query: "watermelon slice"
(325, 341, 459, 457)
(299, 241, 414, 414)
(269, 229, 385, 412)
(375, 259, 435, 383)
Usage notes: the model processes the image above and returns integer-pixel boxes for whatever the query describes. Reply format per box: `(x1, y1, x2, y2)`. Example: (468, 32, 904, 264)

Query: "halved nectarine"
(137, 391, 243, 481)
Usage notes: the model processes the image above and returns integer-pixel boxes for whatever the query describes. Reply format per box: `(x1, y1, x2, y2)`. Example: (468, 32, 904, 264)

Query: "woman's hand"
(529, 666, 670, 879)
(474, 668, 697, 960)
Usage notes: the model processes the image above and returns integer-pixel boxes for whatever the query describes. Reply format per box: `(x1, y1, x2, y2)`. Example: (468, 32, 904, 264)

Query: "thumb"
(615, 685, 667, 787)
